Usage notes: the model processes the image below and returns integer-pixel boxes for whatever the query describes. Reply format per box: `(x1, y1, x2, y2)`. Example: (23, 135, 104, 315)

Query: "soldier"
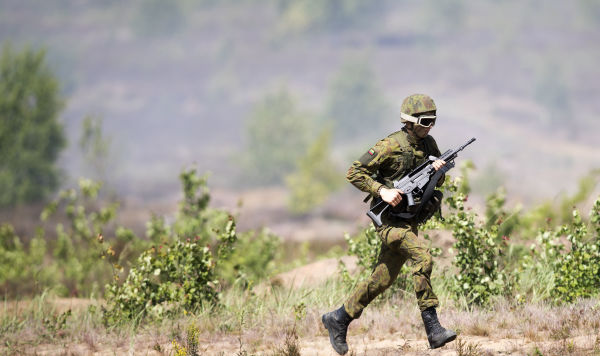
(322, 94, 456, 355)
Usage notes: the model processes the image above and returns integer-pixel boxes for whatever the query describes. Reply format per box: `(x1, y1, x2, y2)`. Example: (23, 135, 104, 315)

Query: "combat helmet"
(400, 94, 437, 126)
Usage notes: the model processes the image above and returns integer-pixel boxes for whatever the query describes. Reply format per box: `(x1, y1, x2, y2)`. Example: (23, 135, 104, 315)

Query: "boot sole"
(322, 314, 349, 355)
(430, 333, 457, 349)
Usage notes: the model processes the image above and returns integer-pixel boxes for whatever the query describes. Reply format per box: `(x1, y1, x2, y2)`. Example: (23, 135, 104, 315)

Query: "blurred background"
(1, 0, 599, 242)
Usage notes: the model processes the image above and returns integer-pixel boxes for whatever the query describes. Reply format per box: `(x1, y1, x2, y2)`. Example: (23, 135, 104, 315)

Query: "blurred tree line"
(240, 56, 390, 214)
(0, 38, 390, 217)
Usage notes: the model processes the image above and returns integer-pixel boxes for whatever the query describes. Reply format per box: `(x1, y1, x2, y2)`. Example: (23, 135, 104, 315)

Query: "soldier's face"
(413, 125, 431, 138)
(412, 111, 435, 138)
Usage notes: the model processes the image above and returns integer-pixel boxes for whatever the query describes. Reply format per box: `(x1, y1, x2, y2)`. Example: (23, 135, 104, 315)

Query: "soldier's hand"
(380, 187, 403, 207)
(432, 159, 446, 171)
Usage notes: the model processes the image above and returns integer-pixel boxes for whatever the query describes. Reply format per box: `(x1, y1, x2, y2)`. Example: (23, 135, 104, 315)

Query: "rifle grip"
(406, 193, 415, 207)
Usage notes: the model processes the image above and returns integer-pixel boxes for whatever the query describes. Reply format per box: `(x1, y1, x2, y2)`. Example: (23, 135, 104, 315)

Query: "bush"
(103, 168, 284, 321)
(538, 200, 600, 303)
(218, 228, 281, 289)
(41, 179, 125, 297)
(0, 224, 56, 297)
(103, 220, 235, 322)
(424, 175, 512, 306)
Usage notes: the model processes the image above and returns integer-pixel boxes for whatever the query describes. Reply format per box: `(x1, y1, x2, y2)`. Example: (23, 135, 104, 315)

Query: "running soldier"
(322, 94, 456, 354)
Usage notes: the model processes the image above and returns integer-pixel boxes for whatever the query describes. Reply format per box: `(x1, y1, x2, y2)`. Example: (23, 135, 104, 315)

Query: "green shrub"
(0, 224, 56, 297)
(539, 200, 600, 303)
(102, 224, 234, 322)
(218, 228, 281, 289)
(102, 168, 285, 321)
(41, 179, 124, 297)
(429, 176, 512, 306)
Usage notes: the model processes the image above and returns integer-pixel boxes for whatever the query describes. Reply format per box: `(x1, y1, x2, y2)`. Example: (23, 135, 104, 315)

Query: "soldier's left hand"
(432, 159, 446, 171)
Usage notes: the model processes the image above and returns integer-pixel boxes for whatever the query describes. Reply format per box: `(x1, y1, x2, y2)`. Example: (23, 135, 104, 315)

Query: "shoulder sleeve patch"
(359, 148, 378, 165)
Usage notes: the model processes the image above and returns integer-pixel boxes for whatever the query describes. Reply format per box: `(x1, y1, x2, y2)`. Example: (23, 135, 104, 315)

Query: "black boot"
(421, 307, 457, 349)
(322, 305, 353, 355)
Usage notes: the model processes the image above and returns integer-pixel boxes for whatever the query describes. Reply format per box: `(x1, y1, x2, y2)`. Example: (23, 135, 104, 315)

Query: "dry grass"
(1, 283, 600, 355)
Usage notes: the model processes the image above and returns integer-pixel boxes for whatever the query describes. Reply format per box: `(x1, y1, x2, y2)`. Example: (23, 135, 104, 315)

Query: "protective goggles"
(400, 112, 437, 127)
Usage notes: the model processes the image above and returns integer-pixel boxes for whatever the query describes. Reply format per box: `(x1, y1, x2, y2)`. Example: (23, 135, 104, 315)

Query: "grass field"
(2, 267, 600, 356)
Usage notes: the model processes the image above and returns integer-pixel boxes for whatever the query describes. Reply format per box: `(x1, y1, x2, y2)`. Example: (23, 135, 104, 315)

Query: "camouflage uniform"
(343, 127, 443, 318)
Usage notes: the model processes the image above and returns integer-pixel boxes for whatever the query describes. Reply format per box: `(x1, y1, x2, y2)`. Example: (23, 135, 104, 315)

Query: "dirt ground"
(5, 252, 600, 356)
(25, 332, 600, 355)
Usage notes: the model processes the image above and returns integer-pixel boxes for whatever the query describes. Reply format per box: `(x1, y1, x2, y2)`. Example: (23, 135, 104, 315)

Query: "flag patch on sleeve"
(359, 147, 378, 165)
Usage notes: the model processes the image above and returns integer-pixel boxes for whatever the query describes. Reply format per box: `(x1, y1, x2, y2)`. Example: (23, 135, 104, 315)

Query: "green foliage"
(172, 169, 215, 241)
(0, 43, 66, 207)
(102, 168, 238, 321)
(103, 168, 284, 321)
(0, 178, 128, 297)
(535, 201, 600, 303)
(522, 169, 600, 231)
(103, 234, 225, 322)
(484, 187, 521, 239)
(432, 177, 511, 306)
(0, 224, 55, 297)
(41, 178, 123, 297)
(241, 88, 312, 185)
(0, 165, 283, 323)
(323, 58, 390, 141)
(344, 225, 379, 272)
(218, 228, 281, 289)
(285, 129, 343, 214)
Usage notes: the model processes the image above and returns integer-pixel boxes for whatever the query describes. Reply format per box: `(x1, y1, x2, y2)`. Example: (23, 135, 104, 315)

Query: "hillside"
(0, 0, 598, 209)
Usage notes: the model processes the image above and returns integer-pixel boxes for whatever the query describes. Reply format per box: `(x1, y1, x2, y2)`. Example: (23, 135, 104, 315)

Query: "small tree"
(0, 43, 66, 207)
(323, 58, 390, 141)
(241, 88, 312, 185)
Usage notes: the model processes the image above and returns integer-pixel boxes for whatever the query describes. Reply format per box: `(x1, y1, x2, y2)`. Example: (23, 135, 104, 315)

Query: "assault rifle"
(367, 137, 476, 227)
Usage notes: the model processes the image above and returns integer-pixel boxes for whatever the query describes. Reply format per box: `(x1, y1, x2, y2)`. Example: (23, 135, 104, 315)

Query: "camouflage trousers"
(343, 222, 439, 318)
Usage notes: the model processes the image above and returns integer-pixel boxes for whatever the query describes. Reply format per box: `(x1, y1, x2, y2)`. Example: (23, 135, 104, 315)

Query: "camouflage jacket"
(346, 127, 444, 197)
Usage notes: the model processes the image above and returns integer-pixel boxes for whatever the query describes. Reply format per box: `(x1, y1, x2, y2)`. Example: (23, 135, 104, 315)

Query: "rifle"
(367, 137, 476, 227)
